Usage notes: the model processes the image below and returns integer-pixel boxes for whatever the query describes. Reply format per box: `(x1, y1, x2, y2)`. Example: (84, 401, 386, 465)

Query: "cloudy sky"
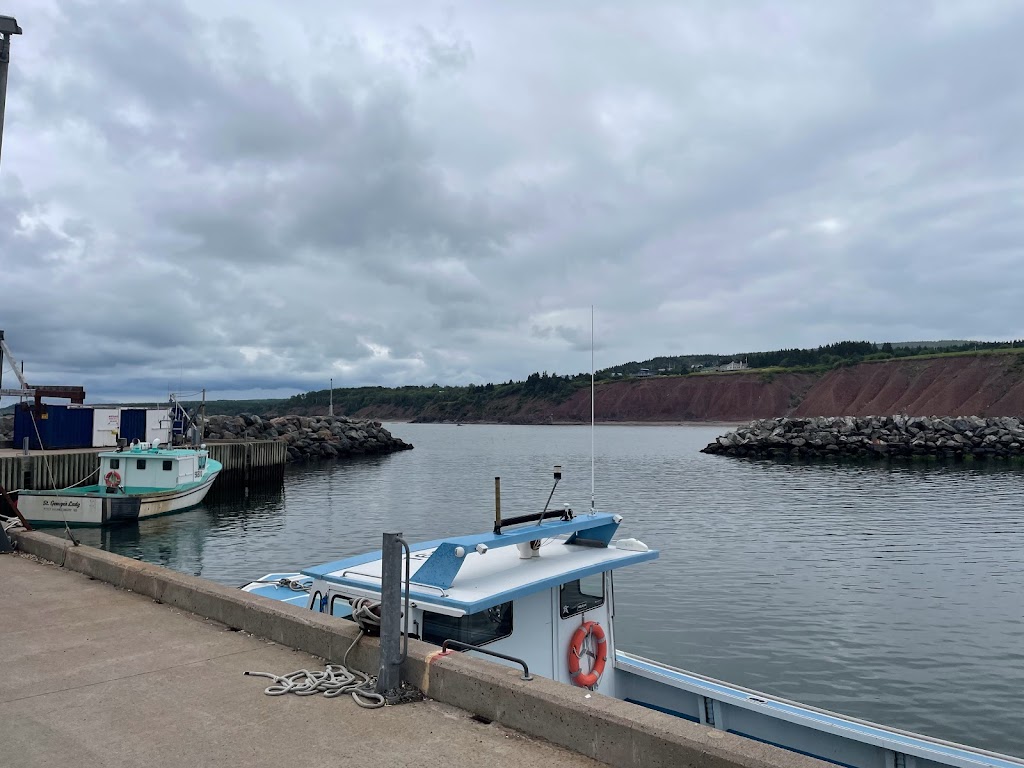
(1, 1, 1022, 402)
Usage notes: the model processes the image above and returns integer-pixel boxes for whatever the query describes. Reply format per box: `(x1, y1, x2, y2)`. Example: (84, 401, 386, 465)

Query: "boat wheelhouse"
(243, 505, 1024, 768)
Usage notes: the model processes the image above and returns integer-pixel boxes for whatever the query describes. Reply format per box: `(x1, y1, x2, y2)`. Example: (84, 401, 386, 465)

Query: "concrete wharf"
(1, 552, 598, 768)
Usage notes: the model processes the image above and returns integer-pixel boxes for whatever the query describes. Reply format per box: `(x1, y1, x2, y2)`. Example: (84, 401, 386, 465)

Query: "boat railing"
(440, 639, 533, 681)
(616, 651, 1024, 768)
(337, 568, 450, 598)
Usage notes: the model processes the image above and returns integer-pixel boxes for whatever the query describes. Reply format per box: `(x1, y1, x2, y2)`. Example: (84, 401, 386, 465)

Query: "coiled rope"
(244, 597, 386, 708)
(250, 575, 312, 592)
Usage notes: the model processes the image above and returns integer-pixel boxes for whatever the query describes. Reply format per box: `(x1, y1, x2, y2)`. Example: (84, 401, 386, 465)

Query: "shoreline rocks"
(0, 412, 412, 461)
(702, 415, 1024, 460)
(204, 414, 413, 462)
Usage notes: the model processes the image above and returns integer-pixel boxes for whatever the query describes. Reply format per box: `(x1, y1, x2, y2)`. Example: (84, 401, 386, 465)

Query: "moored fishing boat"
(241, 468, 1023, 768)
(17, 439, 221, 526)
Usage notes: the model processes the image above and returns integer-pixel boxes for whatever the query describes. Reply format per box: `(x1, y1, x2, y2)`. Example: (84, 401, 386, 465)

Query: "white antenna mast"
(590, 305, 595, 514)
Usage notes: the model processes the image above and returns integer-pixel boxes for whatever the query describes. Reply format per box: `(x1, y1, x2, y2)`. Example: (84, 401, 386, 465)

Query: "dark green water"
(75, 423, 1024, 757)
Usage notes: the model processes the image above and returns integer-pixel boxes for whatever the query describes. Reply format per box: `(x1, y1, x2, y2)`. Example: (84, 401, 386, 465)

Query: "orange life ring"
(568, 620, 607, 688)
(104, 470, 122, 487)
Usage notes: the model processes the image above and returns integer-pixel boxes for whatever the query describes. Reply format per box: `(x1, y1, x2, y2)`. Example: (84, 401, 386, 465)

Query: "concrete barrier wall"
(8, 530, 824, 768)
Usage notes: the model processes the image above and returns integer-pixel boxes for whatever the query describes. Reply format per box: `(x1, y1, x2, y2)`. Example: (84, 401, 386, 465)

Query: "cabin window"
(560, 573, 604, 618)
(162, 460, 173, 471)
(422, 602, 513, 647)
(109, 458, 120, 469)
(136, 459, 147, 470)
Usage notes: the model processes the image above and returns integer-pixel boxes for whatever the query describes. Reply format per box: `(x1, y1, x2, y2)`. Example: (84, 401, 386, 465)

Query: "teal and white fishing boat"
(17, 439, 221, 526)
(242, 469, 1024, 768)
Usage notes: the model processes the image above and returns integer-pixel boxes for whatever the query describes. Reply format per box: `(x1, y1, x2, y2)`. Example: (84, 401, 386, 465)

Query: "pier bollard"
(377, 531, 403, 699)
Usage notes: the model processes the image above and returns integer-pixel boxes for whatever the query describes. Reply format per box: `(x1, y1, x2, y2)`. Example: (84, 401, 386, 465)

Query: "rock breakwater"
(702, 415, 1024, 460)
(0, 412, 411, 461)
(204, 414, 412, 462)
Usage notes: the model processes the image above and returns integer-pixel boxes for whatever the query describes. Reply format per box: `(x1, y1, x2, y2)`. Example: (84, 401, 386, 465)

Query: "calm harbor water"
(77, 423, 1024, 757)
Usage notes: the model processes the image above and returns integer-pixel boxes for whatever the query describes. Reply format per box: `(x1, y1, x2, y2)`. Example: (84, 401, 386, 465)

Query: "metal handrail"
(440, 640, 533, 681)
(494, 508, 571, 534)
(397, 535, 411, 662)
(338, 568, 449, 597)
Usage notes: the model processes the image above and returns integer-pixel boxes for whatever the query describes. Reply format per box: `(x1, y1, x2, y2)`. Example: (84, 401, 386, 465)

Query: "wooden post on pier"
(19, 438, 30, 490)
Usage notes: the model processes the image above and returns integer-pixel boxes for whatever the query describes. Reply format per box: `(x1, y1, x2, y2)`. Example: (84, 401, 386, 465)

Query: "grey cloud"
(2, 0, 1024, 402)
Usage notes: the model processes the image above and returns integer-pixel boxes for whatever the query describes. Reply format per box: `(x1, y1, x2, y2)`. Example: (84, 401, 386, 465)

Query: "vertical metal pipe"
(377, 531, 403, 697)
(0, 34, 10, 168)
(494, 476, 501, 533)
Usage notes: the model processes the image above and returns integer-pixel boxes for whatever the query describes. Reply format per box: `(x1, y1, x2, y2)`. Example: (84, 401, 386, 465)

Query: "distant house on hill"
(635, 368, 652, 378)
(718, 360, 748, 372)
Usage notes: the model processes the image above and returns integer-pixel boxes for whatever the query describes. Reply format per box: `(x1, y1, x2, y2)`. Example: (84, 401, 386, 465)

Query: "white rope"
(244, 598, 386, 708)
(55, 465, 99, 491)
(27, 412, 78, 544)
(243, 661, 384, 708)
(349, 597, 382, 631)
(27, 414, 58, 490)
(251, 576, 311, 592)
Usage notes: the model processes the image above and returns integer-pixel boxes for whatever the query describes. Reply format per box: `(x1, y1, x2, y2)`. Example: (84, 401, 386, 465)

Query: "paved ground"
(1, 553, 600, 768)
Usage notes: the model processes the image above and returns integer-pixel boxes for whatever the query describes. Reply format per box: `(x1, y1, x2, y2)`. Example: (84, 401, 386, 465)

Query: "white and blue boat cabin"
(243, 510, 1024, 768)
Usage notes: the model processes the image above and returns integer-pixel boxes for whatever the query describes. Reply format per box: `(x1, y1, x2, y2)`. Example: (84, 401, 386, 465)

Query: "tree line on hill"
(603, 339, 1024, 376)
(178, 339, 1024, 418)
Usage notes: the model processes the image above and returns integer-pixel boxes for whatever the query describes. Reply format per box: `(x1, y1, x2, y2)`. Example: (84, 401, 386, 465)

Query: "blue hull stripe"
(625, 698, 699, 723)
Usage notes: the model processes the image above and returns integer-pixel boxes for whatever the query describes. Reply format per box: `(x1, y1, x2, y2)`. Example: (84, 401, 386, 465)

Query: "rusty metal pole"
(0, 16, 24, 171)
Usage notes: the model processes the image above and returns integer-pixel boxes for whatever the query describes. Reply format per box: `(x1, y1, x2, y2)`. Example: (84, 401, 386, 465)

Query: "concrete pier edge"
(9, 529, 823, 768)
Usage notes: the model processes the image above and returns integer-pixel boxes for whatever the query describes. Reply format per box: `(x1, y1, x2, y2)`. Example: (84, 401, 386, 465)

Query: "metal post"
(328, 378, 334, 417)
(0, 16, 24, 171)
(494, 476, 502, 533)
(377, 531, 403, 698)
(21, 436, 29, 489)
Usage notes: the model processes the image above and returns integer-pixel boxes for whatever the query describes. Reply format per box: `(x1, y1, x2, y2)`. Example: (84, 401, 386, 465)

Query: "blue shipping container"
(119, 409, 146, 443)
(14, 404, 94, 450)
